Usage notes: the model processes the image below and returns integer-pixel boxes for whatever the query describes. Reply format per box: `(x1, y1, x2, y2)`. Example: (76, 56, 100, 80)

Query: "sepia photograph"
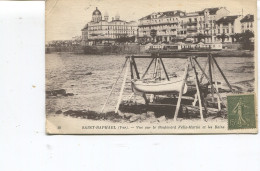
(2, 1, 260, 171)
(45, 0, 257, 134)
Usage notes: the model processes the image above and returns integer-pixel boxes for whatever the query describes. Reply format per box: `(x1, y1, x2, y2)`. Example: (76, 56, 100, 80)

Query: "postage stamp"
(227, 94, 256, 130)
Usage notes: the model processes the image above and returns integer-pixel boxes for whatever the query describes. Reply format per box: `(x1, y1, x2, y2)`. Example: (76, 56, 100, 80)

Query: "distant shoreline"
(46, 47, 254, 57)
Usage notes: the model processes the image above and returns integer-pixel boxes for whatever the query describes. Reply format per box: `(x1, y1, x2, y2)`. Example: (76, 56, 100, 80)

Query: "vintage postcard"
(46, 0, 257, 134)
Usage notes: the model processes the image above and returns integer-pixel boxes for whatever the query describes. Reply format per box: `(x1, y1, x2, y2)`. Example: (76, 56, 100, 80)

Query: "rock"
(55, 110, 62, 114)
(66, 93, 74, 96)
(140, 113, 147, 120)
(85, 72, 92, 75)
(64, 110, 73, 115)
(54, 89, 66, 95)
(157, 116, 166, 122)
(149, 117, 158, 123)
(123, 113, 135, 118)
(46, 89, 66, 96)
(146, 111, 155, 118)
(129, 115, 141, 122)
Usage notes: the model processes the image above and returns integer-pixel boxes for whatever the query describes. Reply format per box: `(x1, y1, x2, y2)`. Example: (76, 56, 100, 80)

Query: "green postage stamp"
(227, 94, 256, 130)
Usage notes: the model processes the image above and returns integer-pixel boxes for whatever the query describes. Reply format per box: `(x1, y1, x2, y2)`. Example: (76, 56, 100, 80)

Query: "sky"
(45, 0, 256, 42)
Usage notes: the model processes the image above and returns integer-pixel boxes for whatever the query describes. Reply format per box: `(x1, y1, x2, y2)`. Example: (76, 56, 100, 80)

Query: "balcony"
(187, 21, 197, 26)
(138, 21, 178, 26)
(187, 27, 197, 32)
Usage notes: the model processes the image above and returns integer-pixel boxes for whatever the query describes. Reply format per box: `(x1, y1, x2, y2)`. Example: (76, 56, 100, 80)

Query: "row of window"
(241, 22, 253, 28)
(141, 15, 217, 25)
(89, 31, 136, 35)
(89, 26, 136, 31)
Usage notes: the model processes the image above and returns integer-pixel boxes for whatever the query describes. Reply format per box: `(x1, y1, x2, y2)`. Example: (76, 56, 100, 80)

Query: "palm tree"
(217, 33, 228, 43)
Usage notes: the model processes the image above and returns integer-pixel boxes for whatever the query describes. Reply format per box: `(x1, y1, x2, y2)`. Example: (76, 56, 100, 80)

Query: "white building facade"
(240, 14, 254, 33)
(82, 7, 138, 45)
(138, 7, 233, 43)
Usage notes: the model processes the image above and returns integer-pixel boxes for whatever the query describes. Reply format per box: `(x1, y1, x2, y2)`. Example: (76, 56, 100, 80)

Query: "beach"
(46, 53, 255, 122)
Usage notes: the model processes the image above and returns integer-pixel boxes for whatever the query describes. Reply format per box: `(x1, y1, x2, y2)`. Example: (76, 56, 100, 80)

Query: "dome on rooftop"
(92, 7, 101, 16)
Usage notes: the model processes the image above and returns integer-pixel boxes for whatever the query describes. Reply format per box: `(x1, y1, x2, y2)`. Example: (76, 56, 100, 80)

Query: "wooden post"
(174, 59, 189, 121)
(131, 56, 140, 79)
(211, 55, 234, 93)
(129, 58, 134, 79)
(192, 94, 198, 106)
(132, 56, 148, 104)
(101, 58, 128, 113)
(115, 61, 129, 113)
(141, 58, 155, 79)
(143, 93, 149, 104)
(153, 58, 158, 78)
(194, 58, 209, 83)
(127, 92, 134, 101)
(212, 59, 221, 111)
(208, 54, 215, 102)
(194, 56, 225, 107)
(190, 57, 204, 121)
(159, 58, 170, 81)
(195, 58, 208, 108)
(156, 58, 161, 80)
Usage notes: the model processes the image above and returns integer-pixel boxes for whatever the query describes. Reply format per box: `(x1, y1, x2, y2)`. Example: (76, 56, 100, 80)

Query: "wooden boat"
(131, 78, 188, 94)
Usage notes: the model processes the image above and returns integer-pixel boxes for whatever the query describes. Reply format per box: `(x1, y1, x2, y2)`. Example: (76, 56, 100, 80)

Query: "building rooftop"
(111, 19, 125, 22)
(240, 14, 254, 23)
(216, 15, 240, 23)
(139, 10, 185, 20)
(198, 7, 224, 15)
(92, 7, 101, 15)
(81, 24, 88, 30)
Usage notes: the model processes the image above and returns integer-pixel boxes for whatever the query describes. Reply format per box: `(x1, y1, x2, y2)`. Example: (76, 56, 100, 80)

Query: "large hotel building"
(82, 7, 138, 45)
(138, 7, 254, 44)
(82, 7, 254, 45)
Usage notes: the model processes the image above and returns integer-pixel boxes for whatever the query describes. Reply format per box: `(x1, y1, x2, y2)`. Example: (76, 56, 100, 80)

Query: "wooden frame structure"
(101, 53, 233, 122)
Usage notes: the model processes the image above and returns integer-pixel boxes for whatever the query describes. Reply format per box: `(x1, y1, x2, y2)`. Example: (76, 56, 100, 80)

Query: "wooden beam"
(199, 58, 209, 83)
(212, 60, 221, 111)
(129, 58, 134, 79)
(211, 55, 234, 93)
(131, 56, 140, 79)
(193, 58, 209, 82)
(129, 55, 190, 59)
(208, 54, 215, 102)
(174, 59, 189, 121)
(101, 58, 128, 113)
(153, 58, 158, 78)
(141, 58, 155, 79)
(115, 61, 129, 113)
(190, 58, 204, 121)
(159, 58, 170, 81)
(194, 57, 225, 107)
(143, 93, 149, 104)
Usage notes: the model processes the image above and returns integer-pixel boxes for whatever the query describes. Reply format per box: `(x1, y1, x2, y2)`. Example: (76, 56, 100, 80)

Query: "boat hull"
(132, 79, 187, 94)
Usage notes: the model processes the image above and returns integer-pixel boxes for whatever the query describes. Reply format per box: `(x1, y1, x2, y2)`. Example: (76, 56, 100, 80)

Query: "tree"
(217, 33, 228, 43)
(195, 33, 205, 43)
(128, 36, 135, 42)
(230, 33, 241, 42)
(240, 30, 254, 42)
(150, 29, 157, 42)
(240, 30, 254, 50)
